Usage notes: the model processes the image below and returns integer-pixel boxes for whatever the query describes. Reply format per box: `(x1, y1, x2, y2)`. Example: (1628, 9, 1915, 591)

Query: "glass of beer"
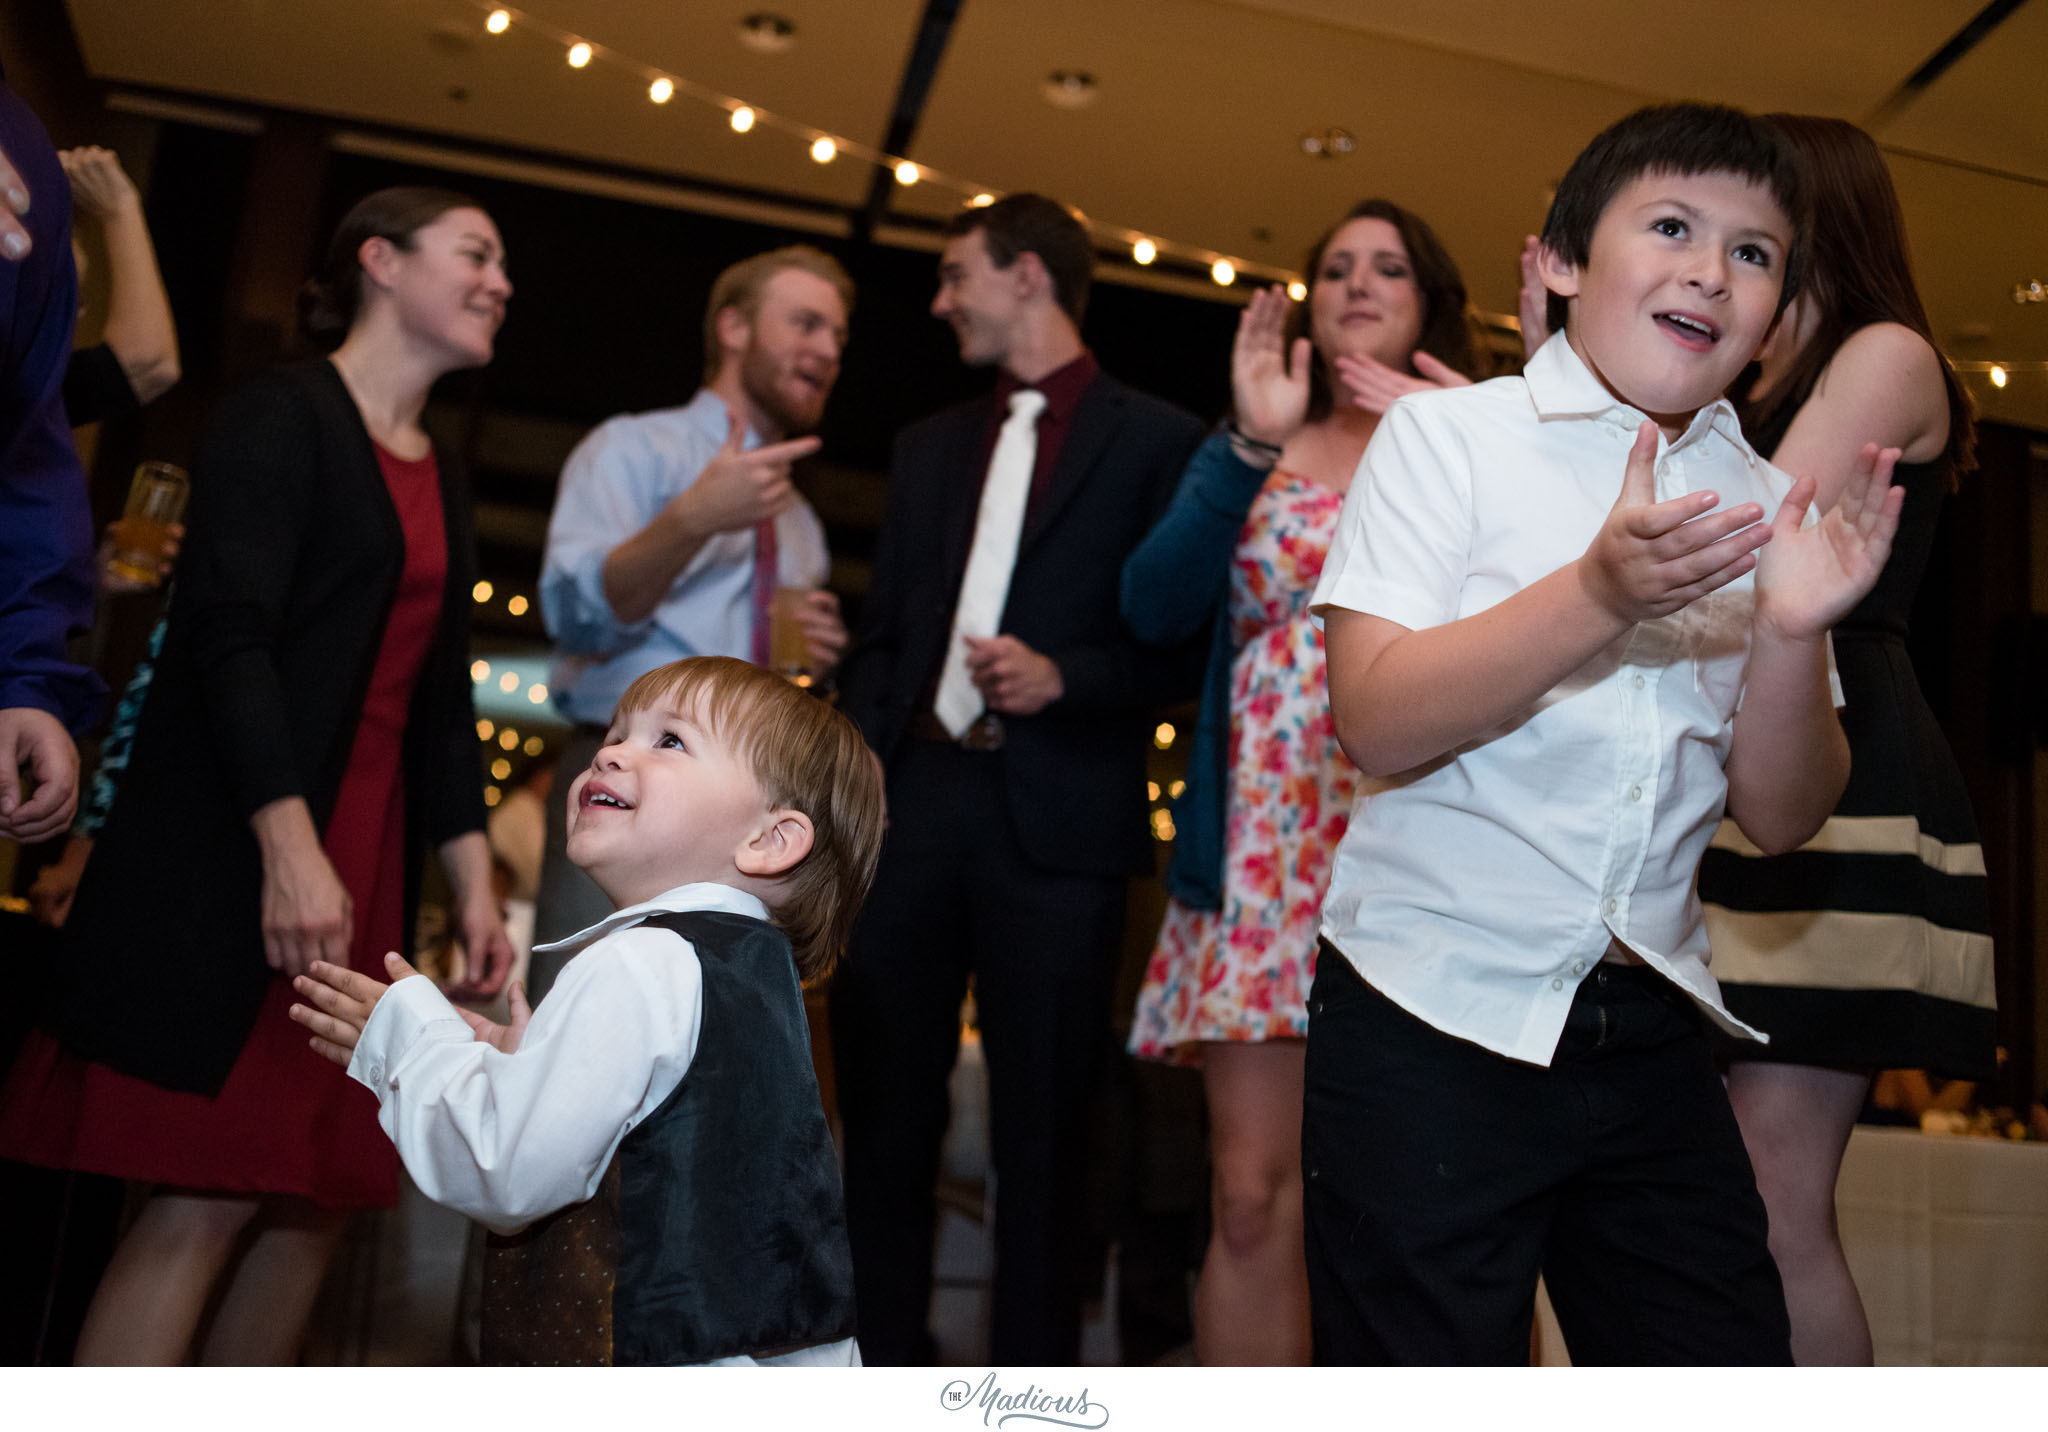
(103, 460, 189, 589)
(770, 588, 815, 687)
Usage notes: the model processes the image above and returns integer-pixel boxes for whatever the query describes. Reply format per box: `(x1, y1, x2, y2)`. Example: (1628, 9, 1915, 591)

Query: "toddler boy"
(292, 656, 884, 1365)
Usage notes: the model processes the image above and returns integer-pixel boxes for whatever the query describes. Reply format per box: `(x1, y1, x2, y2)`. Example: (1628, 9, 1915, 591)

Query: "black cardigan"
(52, 359, 486, 1095)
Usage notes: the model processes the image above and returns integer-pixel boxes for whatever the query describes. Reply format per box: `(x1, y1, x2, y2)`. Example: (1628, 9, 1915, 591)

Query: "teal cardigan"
(1118, 430, 1270, 910)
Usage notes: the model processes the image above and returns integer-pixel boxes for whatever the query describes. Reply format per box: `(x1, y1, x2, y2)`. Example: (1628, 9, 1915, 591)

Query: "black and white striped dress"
(1697, 417, 1997, 1079)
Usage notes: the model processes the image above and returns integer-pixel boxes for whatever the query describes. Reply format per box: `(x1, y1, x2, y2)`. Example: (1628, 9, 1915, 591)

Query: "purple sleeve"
(0, 81, 103, 733)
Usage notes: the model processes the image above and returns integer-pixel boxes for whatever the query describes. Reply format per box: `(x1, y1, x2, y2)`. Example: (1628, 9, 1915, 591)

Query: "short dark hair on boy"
(613, 657, 885, 984)
(947, 193, 1094, 326)
(1539, 102, 1807, 336)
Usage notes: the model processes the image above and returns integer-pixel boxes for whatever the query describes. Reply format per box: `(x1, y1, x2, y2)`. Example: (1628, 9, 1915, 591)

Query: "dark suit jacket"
(839, 371, 1204, 878)
(53, 359, 485, 1094)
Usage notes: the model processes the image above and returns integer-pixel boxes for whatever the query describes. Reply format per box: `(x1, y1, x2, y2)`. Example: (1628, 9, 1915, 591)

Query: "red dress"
(0, 445, 449, 1210)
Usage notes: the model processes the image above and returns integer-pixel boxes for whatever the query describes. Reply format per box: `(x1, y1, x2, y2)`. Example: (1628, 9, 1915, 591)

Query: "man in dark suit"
(833, 194, 1204, 1365)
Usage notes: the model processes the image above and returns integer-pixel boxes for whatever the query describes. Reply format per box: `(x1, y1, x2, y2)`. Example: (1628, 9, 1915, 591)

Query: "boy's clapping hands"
(291, 952, 531, 1067)
(1579, 420, 1774, 623)
(1752, 442, 1904, 640)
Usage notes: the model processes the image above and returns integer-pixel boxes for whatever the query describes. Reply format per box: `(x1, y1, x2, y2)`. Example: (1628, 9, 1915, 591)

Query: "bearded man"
(532, 246, 853, 988)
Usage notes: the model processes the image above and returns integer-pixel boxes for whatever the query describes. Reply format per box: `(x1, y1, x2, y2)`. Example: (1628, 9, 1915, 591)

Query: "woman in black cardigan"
(0, 188, 514, 1363)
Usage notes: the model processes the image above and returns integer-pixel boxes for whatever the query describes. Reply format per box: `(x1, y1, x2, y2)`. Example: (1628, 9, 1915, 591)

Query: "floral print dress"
(1130, 468, 1357, 1063)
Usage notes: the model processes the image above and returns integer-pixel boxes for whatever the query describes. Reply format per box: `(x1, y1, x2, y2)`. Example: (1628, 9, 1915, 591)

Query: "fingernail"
(2, 231, 27, 260)
(4, 185, 26, 213)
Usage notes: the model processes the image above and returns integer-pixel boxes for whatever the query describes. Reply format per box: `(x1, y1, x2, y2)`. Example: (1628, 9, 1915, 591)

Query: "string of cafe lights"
(465, 3, 1307, 298)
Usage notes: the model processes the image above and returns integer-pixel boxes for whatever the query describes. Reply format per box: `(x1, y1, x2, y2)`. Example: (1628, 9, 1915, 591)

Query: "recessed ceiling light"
(2014, 279, 2045, 304)
(1043, 71, 1098, 110)
(738, 12, 797, 54)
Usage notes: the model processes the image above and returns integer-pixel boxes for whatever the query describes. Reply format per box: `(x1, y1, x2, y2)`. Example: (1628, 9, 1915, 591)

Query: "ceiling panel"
(903, 0, 1664, 314)
(1213, 0, 1983, 119)
(63, 0, 926, 205)
(1878, 0, 2048, 180)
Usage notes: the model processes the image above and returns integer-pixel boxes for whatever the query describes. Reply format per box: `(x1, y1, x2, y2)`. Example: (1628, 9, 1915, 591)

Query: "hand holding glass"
(103, 460, 188, 588)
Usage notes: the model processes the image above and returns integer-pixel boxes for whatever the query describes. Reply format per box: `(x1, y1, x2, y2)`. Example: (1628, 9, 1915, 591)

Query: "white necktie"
(934, 388, 1047, 737)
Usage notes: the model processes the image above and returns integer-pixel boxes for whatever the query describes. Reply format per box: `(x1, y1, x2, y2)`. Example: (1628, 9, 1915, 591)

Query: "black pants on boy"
(1301, 944, 1792, 1365)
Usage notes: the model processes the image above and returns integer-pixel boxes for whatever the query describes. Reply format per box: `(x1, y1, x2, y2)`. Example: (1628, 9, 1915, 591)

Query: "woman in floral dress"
(1125, 200, 1477, 1364)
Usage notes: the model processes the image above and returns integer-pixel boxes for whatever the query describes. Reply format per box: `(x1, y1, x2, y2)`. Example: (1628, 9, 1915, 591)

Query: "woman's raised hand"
(1518, 235, 1551, 359)
(1230, 285, 1312, 448)
(1336, 350, 1473, 415)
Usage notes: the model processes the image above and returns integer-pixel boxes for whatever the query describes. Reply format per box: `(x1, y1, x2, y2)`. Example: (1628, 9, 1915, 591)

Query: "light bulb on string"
(455, 12, 1313, 323)
(1990, 365, 2008, 388)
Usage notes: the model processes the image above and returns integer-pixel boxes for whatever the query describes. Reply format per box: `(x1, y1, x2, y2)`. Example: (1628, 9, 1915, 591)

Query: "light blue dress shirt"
(540, 388, 828, 725)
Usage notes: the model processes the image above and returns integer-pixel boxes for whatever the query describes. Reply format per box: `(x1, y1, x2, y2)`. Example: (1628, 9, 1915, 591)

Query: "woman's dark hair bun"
(298, 186, 482, 350)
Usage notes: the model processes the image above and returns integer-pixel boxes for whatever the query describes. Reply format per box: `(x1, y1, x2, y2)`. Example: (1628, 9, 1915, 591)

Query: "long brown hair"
(1745, 114, 1975, 477)
(1291, 199, 1480, 422)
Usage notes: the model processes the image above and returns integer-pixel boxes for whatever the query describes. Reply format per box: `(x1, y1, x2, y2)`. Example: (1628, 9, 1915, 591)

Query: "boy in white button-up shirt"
(289, 657, 883, 1364)
(1304, 104, 1904, 1364)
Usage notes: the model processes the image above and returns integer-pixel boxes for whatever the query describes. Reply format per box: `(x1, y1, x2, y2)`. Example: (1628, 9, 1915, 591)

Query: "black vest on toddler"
(480, 910, 857, 1364)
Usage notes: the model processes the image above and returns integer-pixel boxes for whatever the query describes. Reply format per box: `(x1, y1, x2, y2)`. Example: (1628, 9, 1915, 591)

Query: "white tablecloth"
(1837, 1125, 2048, 1365)
(1535, 1125, 2048, 1365)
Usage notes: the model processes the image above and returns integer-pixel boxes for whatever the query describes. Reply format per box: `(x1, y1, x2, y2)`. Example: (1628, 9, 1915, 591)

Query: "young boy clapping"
(292, 656, 883, 1365)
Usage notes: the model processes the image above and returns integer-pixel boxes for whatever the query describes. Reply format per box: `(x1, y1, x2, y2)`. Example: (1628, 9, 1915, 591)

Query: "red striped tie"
(750, 518, 777, 666)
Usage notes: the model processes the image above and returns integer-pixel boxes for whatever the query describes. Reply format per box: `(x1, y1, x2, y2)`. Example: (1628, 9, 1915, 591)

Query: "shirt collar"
(994, 350, 1099, 423)
(532, 881, 771, 957)
(681, 385, 760, 451)
(1521, 331, 1757, 462)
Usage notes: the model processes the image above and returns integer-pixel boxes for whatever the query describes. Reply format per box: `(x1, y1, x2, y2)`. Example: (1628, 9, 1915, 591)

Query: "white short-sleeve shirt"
(1309, 332, 1836, 1066)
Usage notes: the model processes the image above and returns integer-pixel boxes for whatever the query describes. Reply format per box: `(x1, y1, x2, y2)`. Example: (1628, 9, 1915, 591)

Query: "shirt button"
(1632, 674, 1646, 691)
(1629, 784, 1643, 802)
(1571, 961, 1586, 975)
(1602, 897, 1618, 916)
(1552, 979, 1565, 991)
